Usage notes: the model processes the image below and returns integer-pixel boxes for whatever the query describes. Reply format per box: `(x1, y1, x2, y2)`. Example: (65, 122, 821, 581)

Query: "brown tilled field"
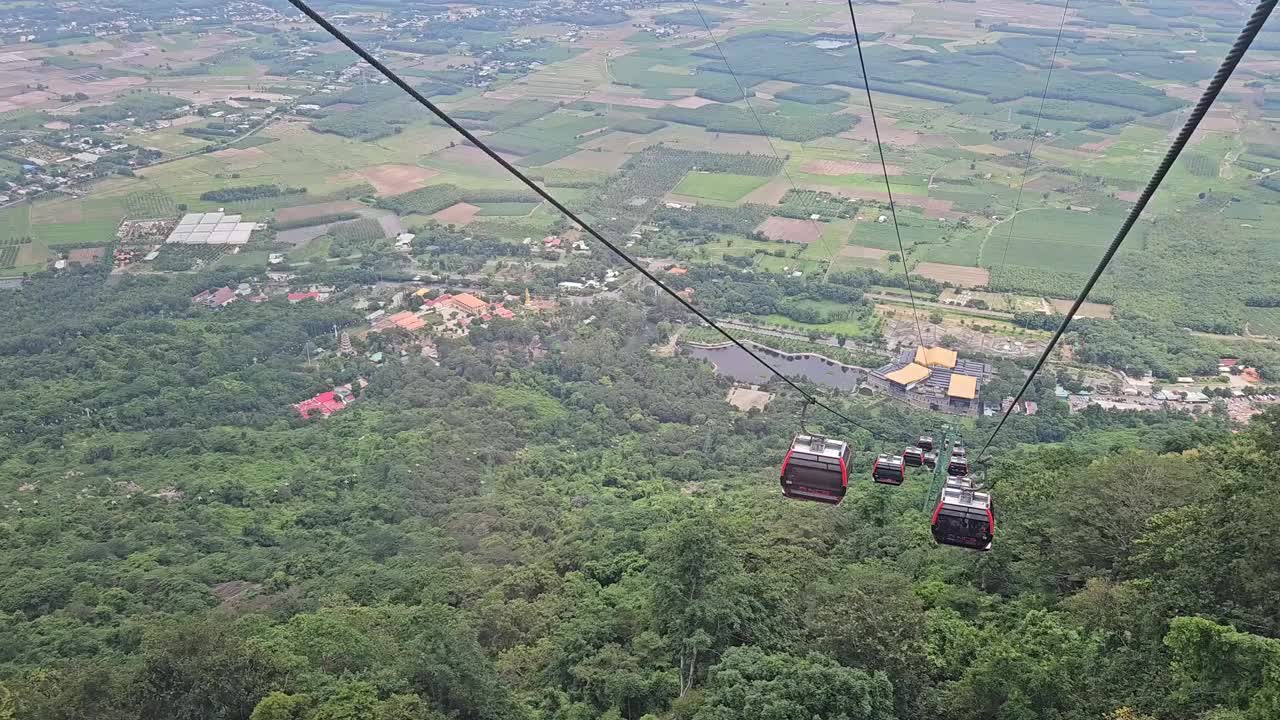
(348, 164, 441, 196)
(913, 262, 990, 287)
(431, 202, 482, 225)
(754, 216, 822, 244)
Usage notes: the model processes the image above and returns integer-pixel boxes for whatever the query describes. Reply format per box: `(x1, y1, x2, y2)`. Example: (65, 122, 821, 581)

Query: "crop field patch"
(346, 164, 441, 196)
(124, 190, 178, 219)
(431, 202, 482, 225)
(548, 149, 631, 172)
(754, 216, 823, 243)
(800, 159, 905, 176)
(839, 245, 890, 259)
(913, 262, 990, 287)
(672, 172, 770, 202)
(275, 201, 364, 224)
(475, 202, 540, 217)
(1050, 298, 1113, 318)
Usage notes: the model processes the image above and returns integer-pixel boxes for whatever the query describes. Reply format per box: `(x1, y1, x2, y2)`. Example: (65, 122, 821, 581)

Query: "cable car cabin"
(780, 434, 851, 504)
(872, 454, 907, 486)
(931, 486, 994, 551)
(947, 456, 969, 477)
(944, 475, 974, 490)
(917, 435, 935, 452)
(951, 444, 966, 458)
(923, 452, 938, 469)
(903, 446, 925, 467)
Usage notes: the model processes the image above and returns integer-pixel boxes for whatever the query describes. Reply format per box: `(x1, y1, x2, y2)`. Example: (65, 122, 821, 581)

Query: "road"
(866, 292, 1015, 321)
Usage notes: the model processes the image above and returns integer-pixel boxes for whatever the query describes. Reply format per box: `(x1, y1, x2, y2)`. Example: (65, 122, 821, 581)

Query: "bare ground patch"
(801, 159, 904, 176)
(345, 164, 441, 196)
(727, 386, 773, 411)
(432, 202, 481, 225)
(1115, 190, 1141, 203)
(276, 200, 363, 223)
(754, 216, 822, 243)
(914, 262, 990, 287)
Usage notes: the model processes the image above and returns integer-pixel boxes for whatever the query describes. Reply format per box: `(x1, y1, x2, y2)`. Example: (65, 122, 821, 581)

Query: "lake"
(683, 342, 867, 391)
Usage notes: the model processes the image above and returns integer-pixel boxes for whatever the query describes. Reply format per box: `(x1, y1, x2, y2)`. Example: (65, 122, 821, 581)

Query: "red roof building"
(492, 305, 515, 320)
(449, 292, 489, 315)
(294, 391, 347, 420)
(667, 267, 688, 276)
(287, 291, 322, 303)
(192, 287, 237, 308)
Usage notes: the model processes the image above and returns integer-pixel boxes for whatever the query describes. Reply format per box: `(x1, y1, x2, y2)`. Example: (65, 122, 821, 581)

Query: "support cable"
(845, 0, 925, 347)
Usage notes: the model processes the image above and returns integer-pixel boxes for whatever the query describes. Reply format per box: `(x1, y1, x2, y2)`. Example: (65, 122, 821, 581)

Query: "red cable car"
(947, 455, 969, 477)
(951, 443, 966, 457)
(931, 485, 994, 551)
(917, 435, 934, 452)
(872, 454, 906, 485)
(923, 452, 937, 469)
(780, 434, 850, 504)
(903, 446, 925, 467)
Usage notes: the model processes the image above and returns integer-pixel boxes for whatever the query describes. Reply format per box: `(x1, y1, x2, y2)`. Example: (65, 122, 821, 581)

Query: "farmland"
(0, 0, 1274, 348)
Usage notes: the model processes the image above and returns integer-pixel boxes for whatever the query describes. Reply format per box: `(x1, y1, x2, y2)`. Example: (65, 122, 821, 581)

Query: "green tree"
(693, 646, 894, 720)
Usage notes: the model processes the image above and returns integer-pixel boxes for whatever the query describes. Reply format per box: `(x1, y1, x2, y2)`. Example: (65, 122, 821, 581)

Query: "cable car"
(872, 454, 906, 486)
(917, 435, 934, 452)
(947, 455, 969, 477)
(903, 446, 925, 467)
(780, 434, 850, 504)
(944, 475, 974, 490)
(923, 452, 937, 469)
(931, 485, 994, 551)
(951, 443, 966, 458)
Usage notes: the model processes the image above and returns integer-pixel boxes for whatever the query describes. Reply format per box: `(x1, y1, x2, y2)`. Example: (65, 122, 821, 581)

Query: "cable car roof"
(791, 434, 848, 459)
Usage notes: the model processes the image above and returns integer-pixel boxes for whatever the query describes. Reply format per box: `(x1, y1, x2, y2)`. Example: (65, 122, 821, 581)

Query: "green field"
(984, 208, 1145, 274)
(0, 204, 31, 243)
(475, 202, 540, 217)
(671, 172, 769, 202)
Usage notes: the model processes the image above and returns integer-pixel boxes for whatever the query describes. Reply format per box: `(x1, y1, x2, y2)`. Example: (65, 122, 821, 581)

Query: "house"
(448, 292, 488, 315)
(382, 310, 426, 332)
(667, 267, 688, 276)
(288, 291, 323, 303)
(492, 304, 515, 320)
(192, 287, 237, 308)
(1024, 401, 1039, 416)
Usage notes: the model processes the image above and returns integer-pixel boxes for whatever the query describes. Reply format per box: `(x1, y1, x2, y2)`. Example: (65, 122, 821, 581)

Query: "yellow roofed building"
(865, 344, 989, 417)
(914, 345, 957, 369)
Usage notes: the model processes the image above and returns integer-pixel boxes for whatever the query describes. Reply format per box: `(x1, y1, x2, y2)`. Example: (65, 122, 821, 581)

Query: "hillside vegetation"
(0, 270, 1277, 720)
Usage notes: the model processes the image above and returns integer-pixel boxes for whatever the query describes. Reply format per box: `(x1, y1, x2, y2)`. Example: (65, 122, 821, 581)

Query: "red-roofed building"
(543, 235, 562, 249)
(449, 292, 488, 315)
(294, 391, 347, 420)
(667, 267, 688, 276)
(288, 291, 322, 303)
(493, 304, 515, 320)
(1220, 357, 1240, 367)
(192, 286, 237, 308)
(424, 293, 453, 308)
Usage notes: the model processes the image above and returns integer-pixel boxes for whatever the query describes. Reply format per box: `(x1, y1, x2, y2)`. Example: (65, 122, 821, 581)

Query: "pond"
(683, 342, 867, 391)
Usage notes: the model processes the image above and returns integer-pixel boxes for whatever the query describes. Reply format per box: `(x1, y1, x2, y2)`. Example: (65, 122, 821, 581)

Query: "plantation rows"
(0, 246, 17, 268)
(378, 185, 542, 216)
(124, 190, 178, 219)
(654, 104, 856, 143)
(331, 218, 385, 244)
